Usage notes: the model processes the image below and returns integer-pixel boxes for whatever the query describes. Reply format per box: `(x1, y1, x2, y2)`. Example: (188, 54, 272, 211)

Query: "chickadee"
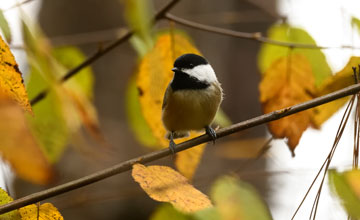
(162, 53, 223, 153)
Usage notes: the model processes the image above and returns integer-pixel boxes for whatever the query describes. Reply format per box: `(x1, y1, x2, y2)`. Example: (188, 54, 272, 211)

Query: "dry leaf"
(313, 56, 360, 127)
(0, 98, 52, 184)
(259, 54, 316, 153)
(19, 203, 64, 220)
(0, 35, 31, 113)
(132, 164, 212, 213)
(136, 31, 206, 178)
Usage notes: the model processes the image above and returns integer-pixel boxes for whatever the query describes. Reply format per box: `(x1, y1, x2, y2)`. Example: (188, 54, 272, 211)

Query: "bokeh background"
(2, 0, 360, 219)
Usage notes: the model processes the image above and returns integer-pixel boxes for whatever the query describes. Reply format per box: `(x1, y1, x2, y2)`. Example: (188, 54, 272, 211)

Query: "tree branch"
(164, 13, 360, 50)
(1, 83, 360, 215)
(29, 0, 181, 106)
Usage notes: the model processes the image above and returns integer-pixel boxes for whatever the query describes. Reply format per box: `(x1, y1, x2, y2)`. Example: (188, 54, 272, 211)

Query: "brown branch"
(29, 0, 181, 106)
(164, 13, 360, 50)
(1, 83, 360, 215)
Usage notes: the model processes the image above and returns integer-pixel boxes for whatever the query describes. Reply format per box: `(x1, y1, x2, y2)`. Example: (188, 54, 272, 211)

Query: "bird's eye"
(189, 63, 194, 67)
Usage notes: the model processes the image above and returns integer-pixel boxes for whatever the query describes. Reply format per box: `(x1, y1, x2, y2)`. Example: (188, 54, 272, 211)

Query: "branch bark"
(1, 83, 360, 215)
(164, 13, 360, 50)
(30, 0, 180, 106)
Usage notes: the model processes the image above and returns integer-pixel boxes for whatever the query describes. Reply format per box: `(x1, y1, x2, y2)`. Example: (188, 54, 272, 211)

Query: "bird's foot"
(205, 126, 217, 144)
(169, 132, 176, 154)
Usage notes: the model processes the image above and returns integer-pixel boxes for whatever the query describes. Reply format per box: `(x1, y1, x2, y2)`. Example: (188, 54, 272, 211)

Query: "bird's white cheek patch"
(183, 64, 218, 83)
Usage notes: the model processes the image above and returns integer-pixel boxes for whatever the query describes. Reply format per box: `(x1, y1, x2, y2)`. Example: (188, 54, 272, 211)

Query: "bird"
(161, 53, 223, 154)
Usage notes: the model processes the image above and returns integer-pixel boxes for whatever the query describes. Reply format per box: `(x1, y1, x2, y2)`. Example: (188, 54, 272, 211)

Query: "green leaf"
(258, 23, 331, 87)
(329, 169, 360, 219)
(0, 10, 11, 43)
(125, 77, 158, 148)
(26, 67, 70, 163)
(211, 176, 272, 220)
(51, 46, 94, 98)
(0, 188, 21, 220)
(150, 203, 190, 220)
(214, 108, 231, 127)
(123, 0, 154, 56)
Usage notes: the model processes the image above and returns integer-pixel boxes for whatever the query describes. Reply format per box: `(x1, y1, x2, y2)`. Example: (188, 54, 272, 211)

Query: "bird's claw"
(205, 126, 217, 144)
(168, 132, 176, 154)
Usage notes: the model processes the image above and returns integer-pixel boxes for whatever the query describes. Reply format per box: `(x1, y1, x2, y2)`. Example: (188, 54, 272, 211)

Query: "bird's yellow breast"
(162, 83, 222, 132)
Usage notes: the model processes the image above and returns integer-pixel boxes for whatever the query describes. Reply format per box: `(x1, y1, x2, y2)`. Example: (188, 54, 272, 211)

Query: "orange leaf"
(0, 35, 31, 113)
(313, 56, 360, 127)
(132, 164, 212, 213)
(0, 98, 52, 184)
(19, 203, 63, 220)
(259, 54, 316, 153)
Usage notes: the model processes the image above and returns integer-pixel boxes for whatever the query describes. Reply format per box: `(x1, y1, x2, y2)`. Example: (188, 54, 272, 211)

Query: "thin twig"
(164, 13, 360, 50)
(2, 83, 360, 214)
(29, 0, 181, 106)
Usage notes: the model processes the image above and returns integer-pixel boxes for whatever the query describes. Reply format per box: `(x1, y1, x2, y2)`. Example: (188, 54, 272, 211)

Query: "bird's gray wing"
(162, 85, 171, 110)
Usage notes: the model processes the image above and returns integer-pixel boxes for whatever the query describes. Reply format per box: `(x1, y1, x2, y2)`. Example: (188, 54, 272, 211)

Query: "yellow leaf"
(313, 56, 360, 127)
(136, 31, 207, 177)
(215, 137, 270, 159)
(0, 188, 21, 220)
(175, 134, 206, 180)
(259, 54, 316, 153)
(136, 31, 201, 148)
(0, 35, 31, 113)
(19, 203, 64, 220)
(132, 164, 212, 213)
(0, 98, 53, 184)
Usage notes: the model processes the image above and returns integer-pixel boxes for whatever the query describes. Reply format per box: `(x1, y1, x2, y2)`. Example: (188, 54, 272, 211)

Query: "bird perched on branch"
(162, 53, 223, 153)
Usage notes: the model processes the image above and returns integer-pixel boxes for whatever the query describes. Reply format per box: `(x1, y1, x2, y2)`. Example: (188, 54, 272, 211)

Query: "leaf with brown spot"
(132, 164, 212, 213)
(0, 97, 53, 184)
(259, 54, 316, 153)
(0, 188, 21, 220)
(0, 35, 31, 113)
(135, 31, 207, 177)
(313, 56, 360, 127)
(19, 203, 64, 220)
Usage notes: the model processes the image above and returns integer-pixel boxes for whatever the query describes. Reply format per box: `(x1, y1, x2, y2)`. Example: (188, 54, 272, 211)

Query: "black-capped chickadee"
(162, 53, 223, 153)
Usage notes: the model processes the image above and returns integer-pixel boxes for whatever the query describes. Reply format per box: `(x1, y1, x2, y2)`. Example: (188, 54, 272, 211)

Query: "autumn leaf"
(313, 57, 360, 127)
(0, 35, 31, 113)
(135, 31, 207, 178)
(0, 98, 53, 184)
(258, 23, 331, 87)
(211, 176, 272, 220)
(132, 164, 212, 213)
(24, 14, 97, 163)
(126, 77, 158, 148)
(0, 188, 21, 220)
(259, 54, 316, 153)
(329, 169, 360, 219)
(19, 203, 64, 220)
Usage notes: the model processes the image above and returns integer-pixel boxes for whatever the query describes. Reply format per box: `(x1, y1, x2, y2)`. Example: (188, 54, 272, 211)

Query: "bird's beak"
(172, 67, 178, 72)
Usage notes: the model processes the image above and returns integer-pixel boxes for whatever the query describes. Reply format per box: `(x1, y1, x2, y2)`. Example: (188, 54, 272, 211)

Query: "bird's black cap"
(173, 53, 208, 70)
